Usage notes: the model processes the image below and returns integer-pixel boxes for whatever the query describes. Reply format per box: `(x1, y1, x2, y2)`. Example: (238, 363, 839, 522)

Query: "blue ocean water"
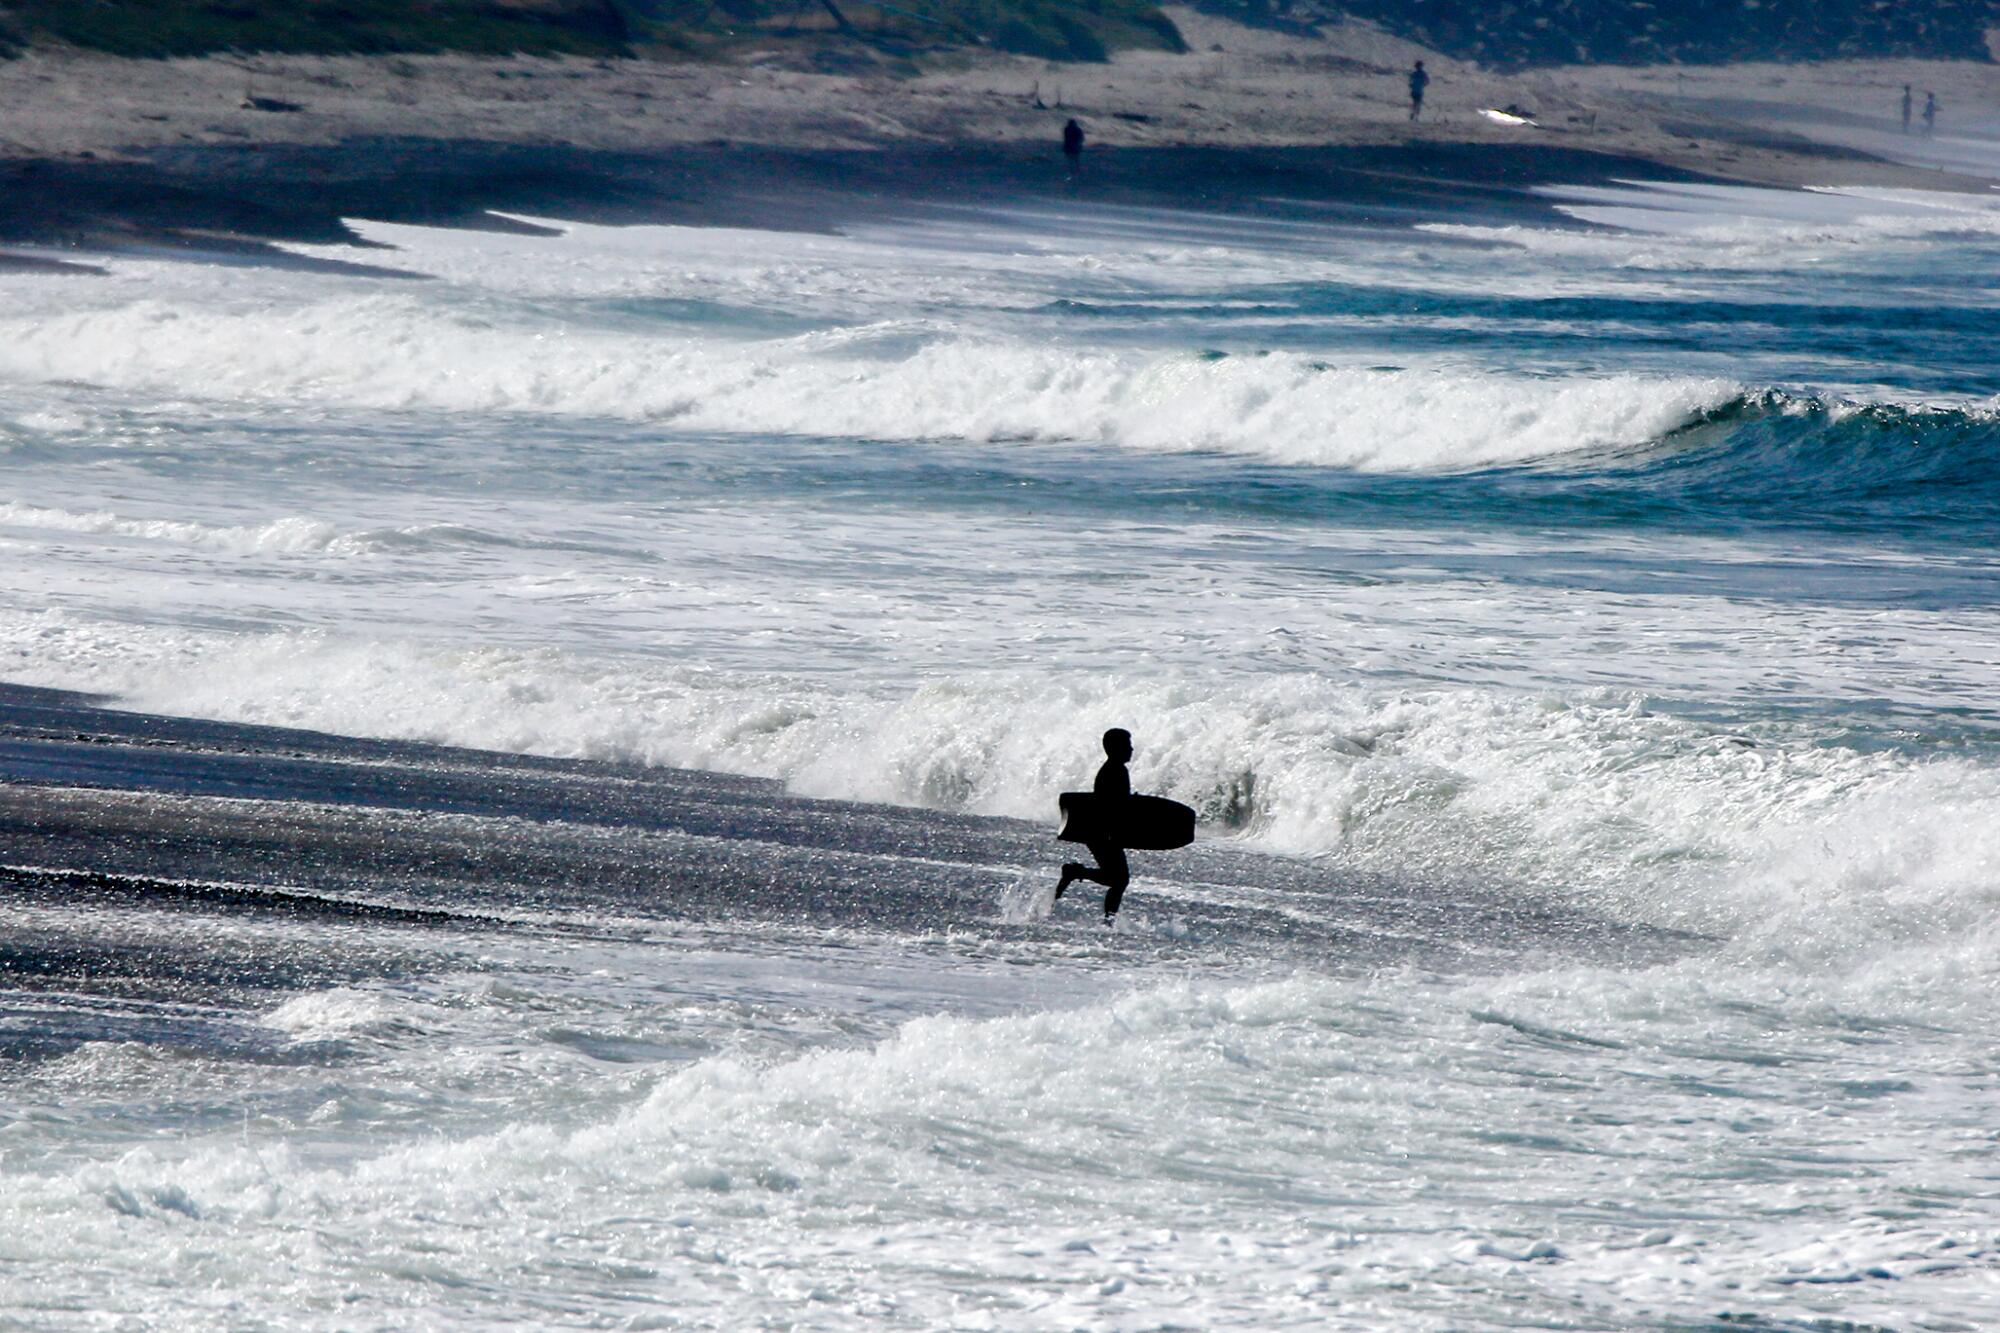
(4, 171, 2000, 1328)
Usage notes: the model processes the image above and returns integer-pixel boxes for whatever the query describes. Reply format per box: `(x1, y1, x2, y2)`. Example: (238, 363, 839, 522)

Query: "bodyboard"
(1058, 792, 1196, 850)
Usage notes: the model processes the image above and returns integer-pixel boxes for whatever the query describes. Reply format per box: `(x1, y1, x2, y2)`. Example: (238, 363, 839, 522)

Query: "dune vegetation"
(0, 0, 1989, 67)
(0, 0, 1184, 63)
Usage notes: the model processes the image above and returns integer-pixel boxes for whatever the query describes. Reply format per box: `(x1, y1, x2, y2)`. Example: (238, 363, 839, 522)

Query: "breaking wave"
(0, 501, 632, 560)
(8, 291, 1999, 506)
(1628, 391, 2000, 516)
(0, 293, 1739, 471)
(9, 612, 1999, 979)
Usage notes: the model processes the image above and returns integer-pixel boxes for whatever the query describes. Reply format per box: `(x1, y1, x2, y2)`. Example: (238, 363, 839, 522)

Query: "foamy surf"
(6, 170, 2000, 1333)
(11, 963, 1998, 1331)
(0, 289, 1737, 470)
(9, 608, 2000, 991)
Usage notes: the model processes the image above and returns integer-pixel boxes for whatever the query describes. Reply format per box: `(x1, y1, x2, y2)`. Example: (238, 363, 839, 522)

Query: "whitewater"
(4, 170, 2000, 1330)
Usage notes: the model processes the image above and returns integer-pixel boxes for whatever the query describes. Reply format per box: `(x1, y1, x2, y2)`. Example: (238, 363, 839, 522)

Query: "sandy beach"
(1, 6, 1995, 257)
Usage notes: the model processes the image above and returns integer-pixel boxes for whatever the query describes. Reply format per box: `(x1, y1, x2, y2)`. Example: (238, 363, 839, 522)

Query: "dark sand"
(0, 135, 1738, 271)
(4, 2, 1992, 265)
(0, 683, 1697, 1062)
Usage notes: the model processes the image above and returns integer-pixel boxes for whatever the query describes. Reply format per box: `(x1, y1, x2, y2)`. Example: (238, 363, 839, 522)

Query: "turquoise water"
(3, 173, 2000, 1328)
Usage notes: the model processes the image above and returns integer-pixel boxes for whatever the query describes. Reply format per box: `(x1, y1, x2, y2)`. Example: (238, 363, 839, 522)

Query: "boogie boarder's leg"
(1097, 844, 1129, 921)
(1056, 842, 1127, 912)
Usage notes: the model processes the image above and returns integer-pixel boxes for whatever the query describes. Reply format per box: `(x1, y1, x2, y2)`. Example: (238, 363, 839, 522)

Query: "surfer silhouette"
(1923, 92, 1938, 135)
(1901, 84, 1913, 133)
(1056, 727, 1133, 921)
(1408, 61, 1429, 122)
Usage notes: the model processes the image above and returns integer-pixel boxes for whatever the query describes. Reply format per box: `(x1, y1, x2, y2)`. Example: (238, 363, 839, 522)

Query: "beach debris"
(1478, 105, 1538, 127)
(236, 64, 303, 113)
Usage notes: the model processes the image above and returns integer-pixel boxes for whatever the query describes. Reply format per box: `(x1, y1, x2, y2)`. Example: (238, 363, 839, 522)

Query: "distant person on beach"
(1062, 118, 1085, 176)
(1056, 727, 1133, 922)
(1901, 84, 1913, 133)
(1923, 92, 1938, 135)
(1408, 61, 1430, 122)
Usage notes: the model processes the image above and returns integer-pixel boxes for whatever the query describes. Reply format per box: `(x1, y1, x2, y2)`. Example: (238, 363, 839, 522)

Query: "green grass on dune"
(0, 0, 1184, 62)
(0, 0, 638, 58)
(0, 0, 1985, 68)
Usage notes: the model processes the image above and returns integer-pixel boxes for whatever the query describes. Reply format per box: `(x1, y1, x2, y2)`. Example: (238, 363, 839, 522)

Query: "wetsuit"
(1082, 756, 1131, 918)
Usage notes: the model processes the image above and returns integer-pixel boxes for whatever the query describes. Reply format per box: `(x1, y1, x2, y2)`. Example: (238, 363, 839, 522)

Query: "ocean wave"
(18, 285, 1999, 491)
(1531, 390, 2000, 528)
(1648, 391, 2000, 485)
(0, 294, 1738, 471)
(26, 968, 1996, 1331)
(0, 502, 360, 556)
(0, 502, 633, 561)
(10, 613, 2000, 975)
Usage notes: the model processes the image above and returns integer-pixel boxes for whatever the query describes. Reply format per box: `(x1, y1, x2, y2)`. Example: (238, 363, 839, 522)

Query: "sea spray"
(11, 608, 2000, 980)
(6, 177, 2000, 1333)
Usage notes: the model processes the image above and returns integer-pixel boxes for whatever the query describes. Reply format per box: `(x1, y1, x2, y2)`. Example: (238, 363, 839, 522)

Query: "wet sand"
(0, 683, 1696, 1062)
(1, 5, 1992, 262)
(0, 135, 1742, 264)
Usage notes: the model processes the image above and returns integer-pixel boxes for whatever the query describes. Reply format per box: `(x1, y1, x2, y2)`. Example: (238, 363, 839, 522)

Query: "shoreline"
(0, 679, 1695, 1057)
(0, 138, 1742, 259)
(2, 7, 1994, 257)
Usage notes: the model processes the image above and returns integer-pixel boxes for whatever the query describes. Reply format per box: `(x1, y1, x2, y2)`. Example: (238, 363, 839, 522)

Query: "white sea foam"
(8, 610, 1998, 980)
(301, 210, 1394, 308)
(0, 501, 592, 561)
(7, 158, 2000, 1333)
(0, 293, 1735, 469)
(1428, 180, 2000, 272)
(0, 501, 361, 556)
(11, 967, 1998, 1330)
(263, 988, 406, 1040)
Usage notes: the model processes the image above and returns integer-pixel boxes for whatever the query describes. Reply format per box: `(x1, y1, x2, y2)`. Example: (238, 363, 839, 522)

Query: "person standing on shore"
(1901, 84, 1913, 133)
(1408, 61, 1430, 122)
(1923, 92, 1938, 136)
(1062, 118, 1085, 177)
